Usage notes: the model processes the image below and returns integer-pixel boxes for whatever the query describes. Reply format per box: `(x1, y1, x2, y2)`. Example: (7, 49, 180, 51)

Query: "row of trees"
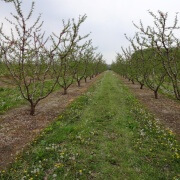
(112, 11, 180, 100)
(0, 0, 107, 115)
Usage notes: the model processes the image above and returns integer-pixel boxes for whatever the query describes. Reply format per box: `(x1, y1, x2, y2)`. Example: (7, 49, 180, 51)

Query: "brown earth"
(120, 77, 180, 139)
(0, 78, 15, 88)
(0, 74, 102, 170)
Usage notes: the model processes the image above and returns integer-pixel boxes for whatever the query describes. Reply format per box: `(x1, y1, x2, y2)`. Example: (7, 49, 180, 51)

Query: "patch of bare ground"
(120, 77, 180, 139)
(0, 74, 102, 170)
(0, 77, 15, 88)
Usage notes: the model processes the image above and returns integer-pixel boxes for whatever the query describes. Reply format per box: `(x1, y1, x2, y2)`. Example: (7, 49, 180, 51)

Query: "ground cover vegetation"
(0, 71, 179, 179)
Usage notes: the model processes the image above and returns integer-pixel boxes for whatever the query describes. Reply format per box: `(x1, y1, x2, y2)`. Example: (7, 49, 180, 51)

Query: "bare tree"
(53, 15, 90, 94)
(83, 45, 96, 83)
(94, 54, 104, 76)
(0, 0, 80, 115)
(133, 11, 180, 100)
(73, 40, 93, 87)
(121, 46, 136, 84)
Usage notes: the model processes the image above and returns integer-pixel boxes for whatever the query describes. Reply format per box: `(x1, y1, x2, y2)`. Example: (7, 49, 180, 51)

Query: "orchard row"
(112, 11, 180, 100)
(0, 0, 107, 115)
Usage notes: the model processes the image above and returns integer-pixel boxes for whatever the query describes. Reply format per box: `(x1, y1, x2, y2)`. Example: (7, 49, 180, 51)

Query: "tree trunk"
(90, 76, 91, 80)
(140, 83, 144, 89)
(172, 83, 180, 100)
(77, 80, 81, 87)
(30, 103, 35, 116)
(132, 80, 135, 84)
(85, 78, 87, 83)
(154, 90, 158, 99)
(63, 88, 67, 95)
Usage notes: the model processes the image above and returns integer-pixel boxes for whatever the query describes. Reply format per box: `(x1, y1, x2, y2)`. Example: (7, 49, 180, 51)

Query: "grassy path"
(0, 71, 179, 179)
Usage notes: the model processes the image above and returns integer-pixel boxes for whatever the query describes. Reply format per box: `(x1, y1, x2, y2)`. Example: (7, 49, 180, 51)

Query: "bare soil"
(0, 77, 15, 88)
(120, 77, 180, 139)
(0, 75, 102, 170)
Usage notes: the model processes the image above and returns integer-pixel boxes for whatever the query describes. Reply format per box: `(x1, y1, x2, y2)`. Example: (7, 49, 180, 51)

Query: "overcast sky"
(0, 0, 180, 64)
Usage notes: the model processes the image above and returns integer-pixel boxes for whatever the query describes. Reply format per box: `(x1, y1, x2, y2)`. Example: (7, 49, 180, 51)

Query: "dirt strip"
(0, 74, 102, 170)
(120, 77, 180, 139)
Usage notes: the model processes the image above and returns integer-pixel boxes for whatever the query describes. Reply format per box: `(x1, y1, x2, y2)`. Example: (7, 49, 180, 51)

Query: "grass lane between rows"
(0, 71, 179, 179)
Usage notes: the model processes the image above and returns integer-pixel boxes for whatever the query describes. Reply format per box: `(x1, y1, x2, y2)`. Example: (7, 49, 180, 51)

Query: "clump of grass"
(127, 96, 180, 179)
(0, 87, 25, 114)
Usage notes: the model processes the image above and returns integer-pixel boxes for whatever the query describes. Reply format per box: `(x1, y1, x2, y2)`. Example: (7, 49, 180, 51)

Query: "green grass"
(0, 71, 179, 179)
(0, 80, 60, 114)
(0, 87, 25, 114)
(159, 82, 180, 102)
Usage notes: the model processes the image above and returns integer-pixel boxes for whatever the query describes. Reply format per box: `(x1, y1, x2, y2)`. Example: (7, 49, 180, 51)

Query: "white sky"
(0, 0, 180, 64)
